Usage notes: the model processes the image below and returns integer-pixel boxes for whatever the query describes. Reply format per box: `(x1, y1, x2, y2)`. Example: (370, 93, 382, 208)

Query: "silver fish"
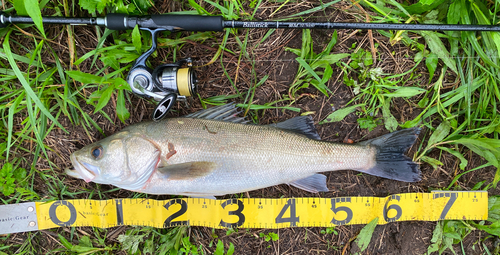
(66, 104, 421, 198)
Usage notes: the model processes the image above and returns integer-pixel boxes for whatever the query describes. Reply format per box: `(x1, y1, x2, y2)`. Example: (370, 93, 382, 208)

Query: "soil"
(2, 1, 498, 254)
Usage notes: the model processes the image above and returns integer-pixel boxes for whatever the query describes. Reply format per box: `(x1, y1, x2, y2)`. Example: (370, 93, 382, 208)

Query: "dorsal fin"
(268, 116, 321, 140)
(184, 103, 248, 123)
(184, 104, 321, 140)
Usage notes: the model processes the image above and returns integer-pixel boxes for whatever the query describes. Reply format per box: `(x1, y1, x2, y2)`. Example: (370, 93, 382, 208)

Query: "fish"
(66, 104, 421, 198)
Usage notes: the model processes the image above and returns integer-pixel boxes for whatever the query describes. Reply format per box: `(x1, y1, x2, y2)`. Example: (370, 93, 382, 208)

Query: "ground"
(1, 1, 499, 254)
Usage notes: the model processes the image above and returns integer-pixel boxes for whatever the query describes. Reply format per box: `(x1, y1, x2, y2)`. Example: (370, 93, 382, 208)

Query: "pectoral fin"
(289, 174, 329, 193)
(157, 162, 217, 180)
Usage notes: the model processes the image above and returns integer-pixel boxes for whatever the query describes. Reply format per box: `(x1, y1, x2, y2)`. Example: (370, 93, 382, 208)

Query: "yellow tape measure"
(0, 191, 488, 234)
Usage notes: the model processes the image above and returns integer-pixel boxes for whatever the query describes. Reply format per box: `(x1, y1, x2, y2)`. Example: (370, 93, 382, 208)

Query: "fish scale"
(139, 118, 374, 195)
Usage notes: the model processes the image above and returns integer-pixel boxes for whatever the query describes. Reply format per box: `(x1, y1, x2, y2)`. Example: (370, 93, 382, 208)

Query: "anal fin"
(289, 174, 329, 193)
(180, 192, 218, 200)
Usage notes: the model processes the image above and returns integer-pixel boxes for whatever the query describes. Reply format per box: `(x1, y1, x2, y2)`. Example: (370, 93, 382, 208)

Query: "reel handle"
(152, 93, 177, 121)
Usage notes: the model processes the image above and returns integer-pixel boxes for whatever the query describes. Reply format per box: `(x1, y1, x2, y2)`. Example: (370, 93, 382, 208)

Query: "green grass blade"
(3, 30, 66, 132)
(6, 92, 25, 161)
(24, 0, 45, 38)
(295, 57, 330, 96)
(281, 0, 340, 18)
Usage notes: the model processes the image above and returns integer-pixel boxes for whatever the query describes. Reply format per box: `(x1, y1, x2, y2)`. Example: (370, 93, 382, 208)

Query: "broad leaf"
(320, 104, 363, 124)
(419, 31, 458, 74)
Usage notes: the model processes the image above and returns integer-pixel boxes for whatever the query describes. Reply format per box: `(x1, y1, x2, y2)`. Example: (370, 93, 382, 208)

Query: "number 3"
(220, 199, 245, 228)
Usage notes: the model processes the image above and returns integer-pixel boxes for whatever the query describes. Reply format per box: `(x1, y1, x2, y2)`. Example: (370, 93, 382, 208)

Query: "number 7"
(433, 192, 458, 220)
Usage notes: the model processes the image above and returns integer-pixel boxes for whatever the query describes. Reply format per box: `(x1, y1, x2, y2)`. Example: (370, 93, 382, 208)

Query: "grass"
(1, 0, 500, 254)
(349, 0, 500, 253)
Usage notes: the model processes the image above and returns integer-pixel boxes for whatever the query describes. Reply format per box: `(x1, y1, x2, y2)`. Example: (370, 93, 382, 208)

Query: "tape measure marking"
(0, 191, 487, 234)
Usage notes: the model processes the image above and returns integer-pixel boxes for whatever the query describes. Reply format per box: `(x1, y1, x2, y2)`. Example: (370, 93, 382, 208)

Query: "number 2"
(163, 199, 189, 227)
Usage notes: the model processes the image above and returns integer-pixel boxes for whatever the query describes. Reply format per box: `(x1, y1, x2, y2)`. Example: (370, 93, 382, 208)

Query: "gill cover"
(111, 136, 160, 190)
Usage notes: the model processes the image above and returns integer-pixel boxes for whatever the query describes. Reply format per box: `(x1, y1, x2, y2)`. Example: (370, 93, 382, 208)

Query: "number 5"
(330, 198, 353, 225)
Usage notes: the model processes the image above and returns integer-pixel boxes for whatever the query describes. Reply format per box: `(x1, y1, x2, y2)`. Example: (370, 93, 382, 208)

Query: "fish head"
(66, 130, 161, 190)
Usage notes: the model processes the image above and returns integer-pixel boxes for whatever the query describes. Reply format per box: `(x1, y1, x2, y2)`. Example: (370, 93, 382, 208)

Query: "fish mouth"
(65, 154, 100, 183)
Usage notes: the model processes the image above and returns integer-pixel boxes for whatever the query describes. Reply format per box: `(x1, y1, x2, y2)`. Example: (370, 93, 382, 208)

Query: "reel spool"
(154, 61, 197, 98)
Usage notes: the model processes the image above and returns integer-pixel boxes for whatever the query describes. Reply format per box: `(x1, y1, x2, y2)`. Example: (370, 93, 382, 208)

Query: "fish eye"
(91, 146, 103, 159)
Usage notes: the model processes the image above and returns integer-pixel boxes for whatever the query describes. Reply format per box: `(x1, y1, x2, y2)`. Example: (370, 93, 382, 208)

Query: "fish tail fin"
(359, 128, 421, 182)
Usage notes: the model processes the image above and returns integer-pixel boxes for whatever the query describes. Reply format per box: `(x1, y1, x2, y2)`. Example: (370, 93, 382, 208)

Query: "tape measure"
(0, 191, 487, 235)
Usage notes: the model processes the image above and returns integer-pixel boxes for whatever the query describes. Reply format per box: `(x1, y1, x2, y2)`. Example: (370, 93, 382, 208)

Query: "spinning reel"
(128, 48, 197, 121)
(127, 29, 198, 121)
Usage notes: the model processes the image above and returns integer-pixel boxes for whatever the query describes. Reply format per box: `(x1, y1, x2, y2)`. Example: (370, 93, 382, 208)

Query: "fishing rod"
(2, 12, 499, 120)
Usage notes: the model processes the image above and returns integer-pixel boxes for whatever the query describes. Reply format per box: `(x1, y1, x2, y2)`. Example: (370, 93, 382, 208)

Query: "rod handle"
(106, 14, 223, 31)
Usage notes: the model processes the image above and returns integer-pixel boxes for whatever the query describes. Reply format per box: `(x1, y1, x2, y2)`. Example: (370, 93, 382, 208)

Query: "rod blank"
(223, 20, 500, 32)
(1, 12, 499, 32)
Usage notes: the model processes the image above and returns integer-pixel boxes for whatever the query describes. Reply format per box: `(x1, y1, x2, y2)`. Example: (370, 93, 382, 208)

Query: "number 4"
(275, 199, 299, 226)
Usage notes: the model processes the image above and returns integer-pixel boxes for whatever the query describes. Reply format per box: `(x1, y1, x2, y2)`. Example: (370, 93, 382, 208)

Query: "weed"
(115, 226, 203, 254)
(426, 220, 475, 255)
(0, 162, 37, 200)
(285, 29, 349, 102)
(59, 233, 115, 254)
(334, 47, 424, 131)
(354, 0, 500, 252)
(353, 217, 378, 255)
(79, 0, 151, 14)
(257, 231, 279, 248)
(259, 232, 279, 242)
(320, 227, 338, 235)
(326, 240, 340, 251)
(214, 240, 235, 255)
(225, 228, 238, 236)
(356, 116, 382, 132)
